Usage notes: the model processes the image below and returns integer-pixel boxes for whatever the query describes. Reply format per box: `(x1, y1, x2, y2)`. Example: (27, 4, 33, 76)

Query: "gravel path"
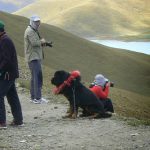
(0, 88, 150, 150)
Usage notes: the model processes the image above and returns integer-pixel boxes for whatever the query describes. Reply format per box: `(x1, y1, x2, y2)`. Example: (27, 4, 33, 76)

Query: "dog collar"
(53, 70, 80, 94)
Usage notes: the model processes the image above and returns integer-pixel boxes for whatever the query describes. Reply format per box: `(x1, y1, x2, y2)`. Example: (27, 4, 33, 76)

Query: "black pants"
(0, 80, 23, 124)
(100, 98, 114, 113)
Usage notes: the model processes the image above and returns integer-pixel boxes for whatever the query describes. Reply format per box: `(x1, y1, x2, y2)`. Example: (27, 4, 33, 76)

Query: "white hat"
(30, 15, 41, 30)
(94, 74, 108, 87)
(30, 15, 40, 21)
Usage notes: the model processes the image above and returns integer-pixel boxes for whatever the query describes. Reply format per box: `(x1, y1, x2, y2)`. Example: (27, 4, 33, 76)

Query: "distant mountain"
(14, 0, 150, 39)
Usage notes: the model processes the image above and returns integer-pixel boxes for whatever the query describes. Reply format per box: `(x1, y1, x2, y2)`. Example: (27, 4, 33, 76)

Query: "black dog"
(51, 70, 111, 119)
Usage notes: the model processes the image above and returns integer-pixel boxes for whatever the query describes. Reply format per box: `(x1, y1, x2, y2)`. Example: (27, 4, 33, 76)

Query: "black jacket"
(0, 32, 19, 80)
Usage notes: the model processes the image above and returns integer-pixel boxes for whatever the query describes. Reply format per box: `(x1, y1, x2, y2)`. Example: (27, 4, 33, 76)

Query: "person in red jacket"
(89, 74, 114, 113)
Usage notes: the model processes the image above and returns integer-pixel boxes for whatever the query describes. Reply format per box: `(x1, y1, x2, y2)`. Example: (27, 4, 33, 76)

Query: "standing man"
(0, 20, 23, 129)
(24, 15, 49, 104)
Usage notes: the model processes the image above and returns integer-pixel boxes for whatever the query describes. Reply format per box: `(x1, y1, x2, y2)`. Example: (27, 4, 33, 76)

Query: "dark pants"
(28, 60, 43, 100)
(0, 80, 23, 124)
(100, 98, 114, 113)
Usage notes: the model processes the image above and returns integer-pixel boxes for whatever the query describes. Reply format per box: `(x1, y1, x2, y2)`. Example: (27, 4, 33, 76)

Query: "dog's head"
(51, 70, 70, 86)
(51, 70, 81, 87)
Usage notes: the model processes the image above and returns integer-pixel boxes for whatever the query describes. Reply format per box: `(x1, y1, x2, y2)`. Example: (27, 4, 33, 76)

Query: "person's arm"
(100, 83, 110, 99)
(90, 85, 109, 99)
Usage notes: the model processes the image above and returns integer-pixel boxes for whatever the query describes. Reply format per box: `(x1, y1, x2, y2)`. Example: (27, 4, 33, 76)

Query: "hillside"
(0, 11, 150, 121)
(14, 0, 150, 39)
(1, 11, 150, 97)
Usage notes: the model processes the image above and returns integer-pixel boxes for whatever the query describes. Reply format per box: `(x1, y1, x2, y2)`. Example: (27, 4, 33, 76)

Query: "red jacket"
(90, 83, 109, 100)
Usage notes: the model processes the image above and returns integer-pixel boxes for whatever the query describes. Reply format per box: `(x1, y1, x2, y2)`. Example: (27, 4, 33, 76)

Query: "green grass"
(118, 116, 150, 126)
(1, 11, 150, 122)
(110, 88, 150, 120)
(127, 119, 150, 126)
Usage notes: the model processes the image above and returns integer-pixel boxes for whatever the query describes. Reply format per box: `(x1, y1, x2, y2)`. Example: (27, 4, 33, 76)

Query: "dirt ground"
(0, 87, 150, 150)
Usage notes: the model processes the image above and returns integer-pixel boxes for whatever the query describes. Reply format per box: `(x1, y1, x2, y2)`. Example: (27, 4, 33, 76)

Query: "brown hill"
(14, 0, 150, 38)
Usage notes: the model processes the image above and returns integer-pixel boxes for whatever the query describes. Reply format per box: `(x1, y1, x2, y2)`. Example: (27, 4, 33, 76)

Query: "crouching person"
(89, 74, 114, 113)
(0, 21, 23, 129)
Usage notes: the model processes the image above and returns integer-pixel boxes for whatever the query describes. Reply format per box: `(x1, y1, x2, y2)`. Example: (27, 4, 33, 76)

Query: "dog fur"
(51, 70, 111, 119)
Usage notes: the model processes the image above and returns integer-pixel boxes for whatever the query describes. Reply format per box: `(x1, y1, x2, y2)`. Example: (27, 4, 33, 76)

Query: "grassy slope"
(14, 0, 150, 38)
(0, 11, 150, 120)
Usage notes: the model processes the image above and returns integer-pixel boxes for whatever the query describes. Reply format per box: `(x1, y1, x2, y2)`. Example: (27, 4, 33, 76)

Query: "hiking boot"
(0, 122, 7, 129)
(10, 120, 24, 127)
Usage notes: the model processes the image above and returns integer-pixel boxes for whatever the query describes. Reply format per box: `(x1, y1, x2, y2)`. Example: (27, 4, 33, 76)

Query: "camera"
(89, 82, 95, 88)
(45, 41, 53, 47)
(106, 81, 114, 87)
(110, 82, 114, 87)
(89, 81, 114, 89)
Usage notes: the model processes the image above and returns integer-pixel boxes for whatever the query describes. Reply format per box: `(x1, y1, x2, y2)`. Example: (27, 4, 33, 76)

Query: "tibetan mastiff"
(51, 70, 111, 119)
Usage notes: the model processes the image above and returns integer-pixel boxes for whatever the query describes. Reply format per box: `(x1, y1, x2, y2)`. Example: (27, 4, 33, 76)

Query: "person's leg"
(37, 60, 43, 99)
(6, 81, 23, 124)
(101, 98, 114, 113)
(0, 80, 14, 124)
(28, 61, 35, 100)
(28, 60, 42, 100)
(105, 98, 114, 113)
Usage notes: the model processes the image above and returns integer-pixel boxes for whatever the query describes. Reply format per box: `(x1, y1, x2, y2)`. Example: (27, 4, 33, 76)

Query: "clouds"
(0, 0, 36, 7)
(0, 0, 37, 12)
(1, 0, 23, 6)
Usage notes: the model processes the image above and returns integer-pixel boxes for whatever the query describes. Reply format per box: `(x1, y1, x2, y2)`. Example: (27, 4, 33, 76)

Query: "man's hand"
(40, 38, 46, 46)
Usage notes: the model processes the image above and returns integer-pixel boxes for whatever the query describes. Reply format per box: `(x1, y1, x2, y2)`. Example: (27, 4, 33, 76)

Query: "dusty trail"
(0, 88, 150, 150)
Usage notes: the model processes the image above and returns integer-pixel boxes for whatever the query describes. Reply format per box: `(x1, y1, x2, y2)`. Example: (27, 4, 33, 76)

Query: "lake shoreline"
(88, 39, 150, 55)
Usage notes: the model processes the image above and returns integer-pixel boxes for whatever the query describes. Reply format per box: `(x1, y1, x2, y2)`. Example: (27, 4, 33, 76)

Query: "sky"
(0, 0, 36, 13)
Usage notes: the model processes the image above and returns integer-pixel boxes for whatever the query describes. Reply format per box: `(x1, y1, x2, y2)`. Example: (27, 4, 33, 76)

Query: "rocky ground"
(0, 87, 150, 150)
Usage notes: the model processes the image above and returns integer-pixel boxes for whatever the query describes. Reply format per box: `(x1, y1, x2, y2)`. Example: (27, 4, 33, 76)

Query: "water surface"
(91, 40, 150, 55)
